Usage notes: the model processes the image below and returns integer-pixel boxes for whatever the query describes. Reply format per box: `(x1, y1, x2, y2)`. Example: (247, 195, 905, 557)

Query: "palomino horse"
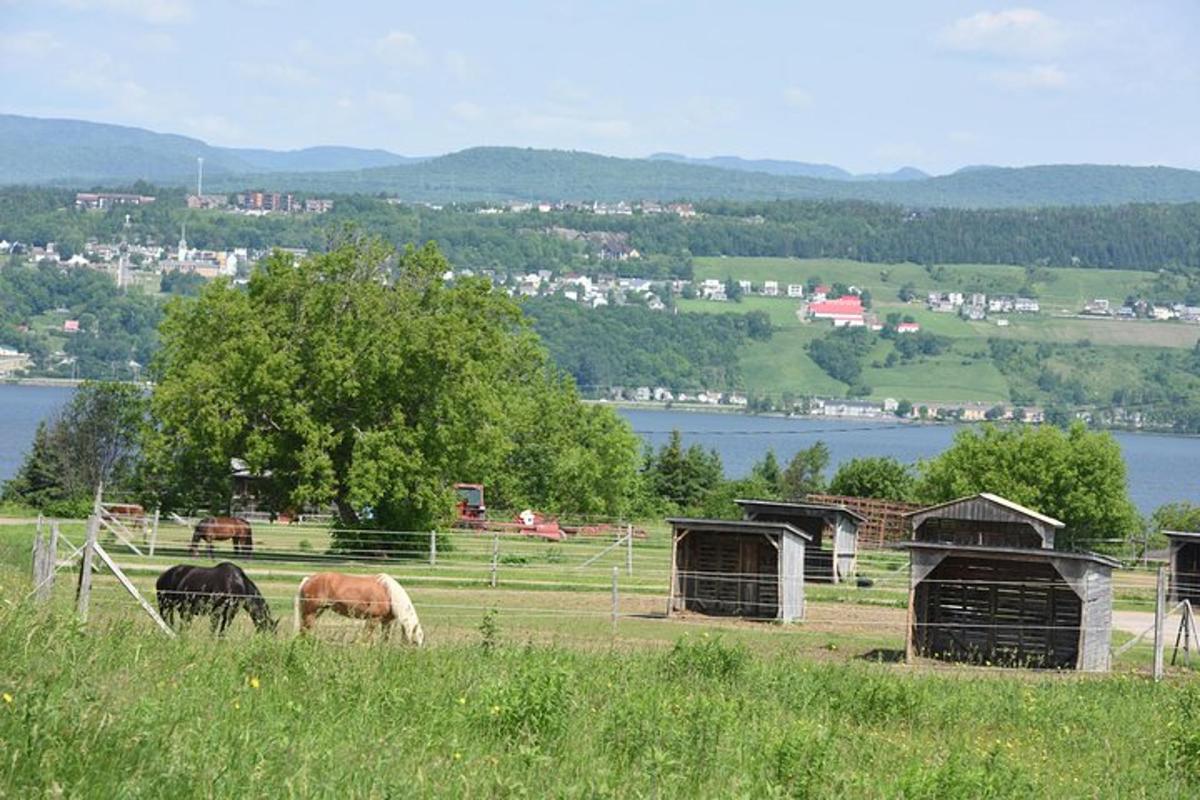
(295, 572, 424, 645)
(155, 563, 277, 635)
(190, 516, 254, 558)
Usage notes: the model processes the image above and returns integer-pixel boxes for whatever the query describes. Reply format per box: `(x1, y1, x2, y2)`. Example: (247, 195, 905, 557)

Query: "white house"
(787, 284, 804, 298)
(762, 281, 779, 297)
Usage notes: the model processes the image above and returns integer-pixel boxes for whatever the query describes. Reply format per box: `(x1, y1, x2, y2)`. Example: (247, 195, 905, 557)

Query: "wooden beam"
(92, 542, 175, 638)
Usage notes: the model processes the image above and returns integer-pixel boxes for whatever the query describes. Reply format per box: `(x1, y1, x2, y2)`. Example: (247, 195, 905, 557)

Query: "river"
(0, 385, 1194, 514)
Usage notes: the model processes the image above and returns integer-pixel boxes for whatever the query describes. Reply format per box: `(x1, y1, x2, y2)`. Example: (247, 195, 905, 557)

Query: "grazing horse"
(295, 572, 424, 646)
(155, 562, 277, 635)
(190, 516, 254, 558)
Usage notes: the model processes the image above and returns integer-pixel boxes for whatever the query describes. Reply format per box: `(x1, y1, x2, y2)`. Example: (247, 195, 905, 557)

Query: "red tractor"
(454, 483, 487, 529)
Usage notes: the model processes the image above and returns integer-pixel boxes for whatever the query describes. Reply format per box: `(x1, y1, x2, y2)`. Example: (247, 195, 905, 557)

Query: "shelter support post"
(429, 530, 437, 567)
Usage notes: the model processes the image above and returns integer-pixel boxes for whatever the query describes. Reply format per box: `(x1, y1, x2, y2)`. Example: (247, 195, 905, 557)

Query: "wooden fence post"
(429, 529, 437, 566)
(1153, 564, 1166, 681)
(31, 525, 45, 595)
(611, 566, 619, 635)
(490, 531, 499, 588)
(148, 508, 160, 557)
(40, 523, 59, 603)
(626, 523, 634, 577)
(76, 512, 100, 623)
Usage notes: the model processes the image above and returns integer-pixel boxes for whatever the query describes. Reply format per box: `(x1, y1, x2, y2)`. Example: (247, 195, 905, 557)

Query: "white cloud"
(367, 90, 413, 119)
(0, 30, 63, 59)
(444, 50, 474, 81)
(512, 111, 632, 139)
(235, 61, 320, 88)
(947, 129, 978, 145)
(782, 87, 812, 110)
(375, 31, 426, 67)
(987, 63, 1069, 91)
(939, 8, 1067, 59)
(60, 0, 192, 24)
(135, 31, 176, 53)
(450, 101, 485, 122)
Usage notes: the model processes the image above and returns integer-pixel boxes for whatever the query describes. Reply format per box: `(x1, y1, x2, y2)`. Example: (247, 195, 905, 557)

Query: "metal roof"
(667, 517, 813, 541)
(902, 492, 1065, 529)
(1164, 530, 1200, 541)
(734, 498, 868, 523)
(897, 540, 1120, 568)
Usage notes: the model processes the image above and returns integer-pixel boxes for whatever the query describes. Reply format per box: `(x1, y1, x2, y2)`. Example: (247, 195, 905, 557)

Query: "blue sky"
(2, 1, 1197, 173)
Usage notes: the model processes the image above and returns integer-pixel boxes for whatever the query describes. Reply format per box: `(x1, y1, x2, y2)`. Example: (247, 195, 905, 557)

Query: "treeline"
(4, 186, 1200, 275)
(524, 298, 771, 392)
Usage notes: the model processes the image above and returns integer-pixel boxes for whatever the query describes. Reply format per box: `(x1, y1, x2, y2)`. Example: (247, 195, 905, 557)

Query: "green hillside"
(237, 149, 1200, 207)
(679, 258, 1200, 410)
(6, 115, 1200, 207)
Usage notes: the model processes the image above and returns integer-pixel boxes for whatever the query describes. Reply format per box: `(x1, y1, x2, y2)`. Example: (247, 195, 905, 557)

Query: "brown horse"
(295, 572, 424, 645)
(190, 516, 254, 558)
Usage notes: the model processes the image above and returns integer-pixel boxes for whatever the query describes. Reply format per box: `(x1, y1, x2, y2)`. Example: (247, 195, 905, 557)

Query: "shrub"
(661, 634, 749, 683)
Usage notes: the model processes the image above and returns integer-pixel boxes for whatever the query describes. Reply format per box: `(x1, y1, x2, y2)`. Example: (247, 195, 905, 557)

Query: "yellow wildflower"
(249, 677, 260, 689)
(2, 693, 11, 704)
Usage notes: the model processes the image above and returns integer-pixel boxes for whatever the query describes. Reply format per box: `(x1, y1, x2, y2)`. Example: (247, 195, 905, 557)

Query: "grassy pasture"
(0, 520, 1196, 797)
(694, 256, 1175, 312)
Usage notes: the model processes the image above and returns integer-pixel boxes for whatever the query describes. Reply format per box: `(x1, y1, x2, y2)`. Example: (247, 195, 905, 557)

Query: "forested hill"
(3, 187, 1200, 272)
(0, 115, 418, 184)
(212, 149, 1200, 208)
(6, 114, 1200, 208)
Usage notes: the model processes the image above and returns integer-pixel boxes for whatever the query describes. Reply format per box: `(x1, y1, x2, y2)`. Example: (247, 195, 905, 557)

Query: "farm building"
(736, 499, 864, 583)
(902, 493, 1116, 672)
(1166, 531, 1200, 605)
(667, 518, 809, 622)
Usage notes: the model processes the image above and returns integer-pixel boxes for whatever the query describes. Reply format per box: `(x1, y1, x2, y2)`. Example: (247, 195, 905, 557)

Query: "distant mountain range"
(648, 152, 930, 182)
(0, 115, 423, 184)
(3, 114, 1200, 208)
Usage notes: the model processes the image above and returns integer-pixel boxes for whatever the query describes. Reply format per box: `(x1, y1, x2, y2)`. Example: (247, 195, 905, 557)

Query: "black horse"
(155, 563, 277, 635)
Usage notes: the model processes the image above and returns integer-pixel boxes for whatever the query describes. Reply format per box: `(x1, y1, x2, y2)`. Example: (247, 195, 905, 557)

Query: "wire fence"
(20, 512, 1200, 678)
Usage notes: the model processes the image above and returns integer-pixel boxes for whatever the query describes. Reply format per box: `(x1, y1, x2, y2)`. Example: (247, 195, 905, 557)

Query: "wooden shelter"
(736, 499, 864, 583)
(1166, 531, 1200, 605)
(667, 518, 810, 622)
(902, 494, 1116, 672)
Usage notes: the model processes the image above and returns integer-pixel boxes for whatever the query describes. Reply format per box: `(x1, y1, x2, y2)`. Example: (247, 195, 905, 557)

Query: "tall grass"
(0, 611, 1196, 798)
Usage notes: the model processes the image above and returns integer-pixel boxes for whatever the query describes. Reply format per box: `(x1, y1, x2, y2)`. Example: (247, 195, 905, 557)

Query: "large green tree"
(916, 423, 1140, 550)
(145, 236, 642, 533)
(829, 456, 915, 501)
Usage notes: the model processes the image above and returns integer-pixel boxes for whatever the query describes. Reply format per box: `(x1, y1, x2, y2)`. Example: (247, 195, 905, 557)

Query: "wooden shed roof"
(734, 499, 867, 524)
(667, 517, 813, 542)
(897, 540, 1120, 569)
(903, 493, 1065, 528)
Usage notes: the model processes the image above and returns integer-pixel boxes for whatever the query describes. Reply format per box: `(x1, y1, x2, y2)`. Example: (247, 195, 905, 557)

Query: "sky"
(1, 1, 1198, 174)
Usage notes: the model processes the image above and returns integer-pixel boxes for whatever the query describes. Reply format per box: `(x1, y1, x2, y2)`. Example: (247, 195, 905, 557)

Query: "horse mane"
(376, 574, 424, 646)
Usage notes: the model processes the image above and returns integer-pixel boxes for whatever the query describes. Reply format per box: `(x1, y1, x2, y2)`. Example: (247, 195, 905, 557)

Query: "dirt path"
(1112, 610, 1155, 636)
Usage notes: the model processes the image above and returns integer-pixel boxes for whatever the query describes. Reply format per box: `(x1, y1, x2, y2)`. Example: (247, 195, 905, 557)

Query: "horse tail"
(377, 574, 423, 646)
(295, 575, 313, 634)
(242, 523, 253, 557)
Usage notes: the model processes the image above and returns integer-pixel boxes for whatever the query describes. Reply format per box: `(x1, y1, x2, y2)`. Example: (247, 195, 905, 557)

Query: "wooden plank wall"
(914, 556, 1082, 669)
(1172, 541, 1200, 605)
(679, 532, 779, 619)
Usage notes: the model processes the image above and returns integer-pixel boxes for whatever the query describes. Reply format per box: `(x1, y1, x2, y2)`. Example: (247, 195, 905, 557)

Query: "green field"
(681, 258, 1200, 404)
(694, 257, 1181, 313)
(0, 520, 1193, 797)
